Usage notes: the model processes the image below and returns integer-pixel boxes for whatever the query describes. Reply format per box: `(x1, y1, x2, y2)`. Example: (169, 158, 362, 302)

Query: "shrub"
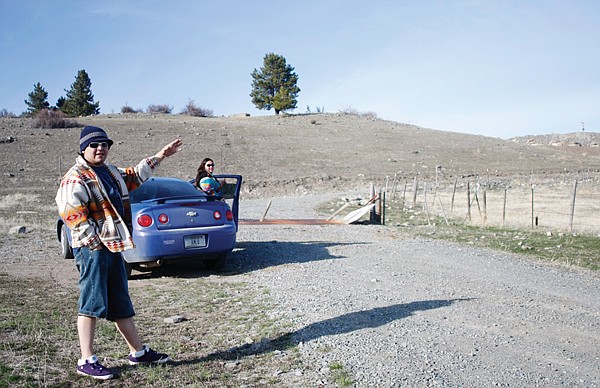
(0, 109, 16, 118)
(361, 111, 378, 120)
(180, 99, 213, 117)
(147, 104, 173, 114)
(34, 109, 78, 128)
(339, 106, 378, 119)
(339, 106, 359, 115)
(121, 105, 141, 114)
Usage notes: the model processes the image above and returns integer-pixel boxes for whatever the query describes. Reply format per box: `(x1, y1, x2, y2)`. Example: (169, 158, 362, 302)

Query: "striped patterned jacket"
(56, 155, 160, 252)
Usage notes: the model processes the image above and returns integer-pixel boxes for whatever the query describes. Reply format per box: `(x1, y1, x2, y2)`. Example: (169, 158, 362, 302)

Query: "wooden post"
(569, 179, 578, 232)
(466, 181, 472, 222)
(370, 183, 376, 223)
(412, 177, 418, 208)
(530, 185, 535, 229)
(328, 203, 350, 221)
(450, 178, 457, 214)
(423, 182, 431, 225)
(473, 186, 483, 221)
(483, 188, 487, 224)
(376, 190, 382, 224)
(260, 199, 272, 222)
(502, 188, 507, 228)
(384, 175, 389, 196)
(437, 192, 450, 226)
(382, 191, 386, 225)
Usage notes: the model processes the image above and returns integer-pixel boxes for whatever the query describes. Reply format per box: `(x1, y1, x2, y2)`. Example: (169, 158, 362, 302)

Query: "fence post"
(483, 188, 487, 224)
(370, 182, 376, 223)
(412, 177, 418, 208)
(569, 179, 578, 232)
(382, 191, 386, 225)
(466, 181, 472, 221)
(384, 175, 389, 196)
(450, 177, 457, 213)
(437, 191, 450, 226)
(423, 182, 431, 225)
(531, 185, 535, 229)
(502, 188, 507, 228)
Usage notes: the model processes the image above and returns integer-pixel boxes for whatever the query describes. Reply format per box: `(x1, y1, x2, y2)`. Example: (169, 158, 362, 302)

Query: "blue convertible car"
(57, 174, 242, 276)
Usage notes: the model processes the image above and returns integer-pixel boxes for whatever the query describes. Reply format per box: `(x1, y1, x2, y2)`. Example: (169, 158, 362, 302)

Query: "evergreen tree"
(24, 82, 50, 114)
(61, 69, 100, 116)
(250, 53, 300, 115)
(56, 96, 66, 109)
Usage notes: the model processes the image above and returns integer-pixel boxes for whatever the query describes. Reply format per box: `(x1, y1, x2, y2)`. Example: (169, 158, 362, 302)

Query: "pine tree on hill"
(61, 69, 100, 117)
(24, 82, 50, 114)
(250, 53, 300, 115)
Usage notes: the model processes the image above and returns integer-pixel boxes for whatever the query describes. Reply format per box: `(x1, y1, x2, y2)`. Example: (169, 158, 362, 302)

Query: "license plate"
(184, 235, 206, 248)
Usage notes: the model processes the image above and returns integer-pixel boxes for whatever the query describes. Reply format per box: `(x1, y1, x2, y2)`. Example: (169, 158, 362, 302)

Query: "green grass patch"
(0, 272, 307, 386)
(329, 361, 354, 387)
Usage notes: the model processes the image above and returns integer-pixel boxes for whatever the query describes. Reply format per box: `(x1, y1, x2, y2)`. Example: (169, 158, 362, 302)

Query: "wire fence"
(382, 172, 600, 236)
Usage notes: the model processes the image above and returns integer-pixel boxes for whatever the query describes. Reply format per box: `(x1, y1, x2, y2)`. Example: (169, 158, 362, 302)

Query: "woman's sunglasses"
(206, 164, 214, 167)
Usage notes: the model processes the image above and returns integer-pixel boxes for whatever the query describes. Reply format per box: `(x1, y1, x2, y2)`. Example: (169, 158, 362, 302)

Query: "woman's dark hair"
(195, 158, 214, 187)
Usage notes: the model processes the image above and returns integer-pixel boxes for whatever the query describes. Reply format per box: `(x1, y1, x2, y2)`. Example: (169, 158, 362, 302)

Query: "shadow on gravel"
(129, 240, 362, 279)
(178, 298, 472, 365)
(227, 240, 361, 273)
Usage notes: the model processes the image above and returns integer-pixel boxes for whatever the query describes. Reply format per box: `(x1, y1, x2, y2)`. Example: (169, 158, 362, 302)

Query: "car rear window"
(130, 179, 206, 203)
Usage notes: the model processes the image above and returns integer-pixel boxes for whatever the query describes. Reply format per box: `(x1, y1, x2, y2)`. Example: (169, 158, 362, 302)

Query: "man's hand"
(155, 138, 183, 161)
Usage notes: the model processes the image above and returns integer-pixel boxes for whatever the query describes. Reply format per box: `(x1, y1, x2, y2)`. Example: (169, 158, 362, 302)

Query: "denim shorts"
(74, 246, 135, 321)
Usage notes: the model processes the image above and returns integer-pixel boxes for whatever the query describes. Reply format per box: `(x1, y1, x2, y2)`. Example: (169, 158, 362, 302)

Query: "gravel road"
(229, 194, 600, 387)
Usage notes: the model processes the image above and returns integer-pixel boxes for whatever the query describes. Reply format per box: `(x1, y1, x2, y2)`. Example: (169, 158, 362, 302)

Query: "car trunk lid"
(144, 198, 228, 229)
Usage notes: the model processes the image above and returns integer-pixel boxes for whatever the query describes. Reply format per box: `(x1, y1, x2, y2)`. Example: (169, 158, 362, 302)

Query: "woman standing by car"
(195, 158, 224, 195)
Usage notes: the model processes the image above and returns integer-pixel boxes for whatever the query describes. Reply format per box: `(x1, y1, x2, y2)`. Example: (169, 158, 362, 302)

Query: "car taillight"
(213, 210, 222, 220)
(137, 214, 153, 227)
(158, 213, 169, 224)
(225, 210, 233, 221)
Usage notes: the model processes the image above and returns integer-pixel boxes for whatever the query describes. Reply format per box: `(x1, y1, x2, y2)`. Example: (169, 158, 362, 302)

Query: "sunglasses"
(89, 142, 110, 149)
(206, 164, 214, 167)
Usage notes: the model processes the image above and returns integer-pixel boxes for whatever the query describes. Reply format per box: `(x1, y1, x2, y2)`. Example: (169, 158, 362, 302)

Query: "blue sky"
(1, 1, 599, 138)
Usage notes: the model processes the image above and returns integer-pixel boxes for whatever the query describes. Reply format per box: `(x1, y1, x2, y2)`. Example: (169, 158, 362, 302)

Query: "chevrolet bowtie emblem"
(186, 211, 198, 217)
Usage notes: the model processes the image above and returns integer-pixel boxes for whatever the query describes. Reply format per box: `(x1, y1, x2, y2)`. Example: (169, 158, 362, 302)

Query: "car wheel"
(204, 253, 227, 271)
(60, 223, 74, 259)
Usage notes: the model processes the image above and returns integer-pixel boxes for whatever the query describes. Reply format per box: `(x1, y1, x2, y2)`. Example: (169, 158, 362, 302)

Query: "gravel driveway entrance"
(232, 194, 600, 387)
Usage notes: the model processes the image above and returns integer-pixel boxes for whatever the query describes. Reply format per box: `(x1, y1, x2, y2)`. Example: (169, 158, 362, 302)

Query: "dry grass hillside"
(2, 113, 600, 201)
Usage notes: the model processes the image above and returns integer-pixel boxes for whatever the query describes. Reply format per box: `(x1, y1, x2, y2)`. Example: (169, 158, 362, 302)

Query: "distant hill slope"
(2, 114, 600, 198)
(511, 131, 600, 147)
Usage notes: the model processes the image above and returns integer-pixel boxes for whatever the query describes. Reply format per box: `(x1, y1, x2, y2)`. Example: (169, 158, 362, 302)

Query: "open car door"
(212, 174, 243, 230)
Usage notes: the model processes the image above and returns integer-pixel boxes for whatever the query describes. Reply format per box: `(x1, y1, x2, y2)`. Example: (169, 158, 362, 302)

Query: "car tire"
(204, 253, 227, 271)
(60, 223, 74, 259)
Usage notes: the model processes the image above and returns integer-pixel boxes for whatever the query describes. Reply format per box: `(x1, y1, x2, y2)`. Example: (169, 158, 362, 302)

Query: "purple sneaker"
(128, 345, 170, 365)
(76, 355, 114, 380)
